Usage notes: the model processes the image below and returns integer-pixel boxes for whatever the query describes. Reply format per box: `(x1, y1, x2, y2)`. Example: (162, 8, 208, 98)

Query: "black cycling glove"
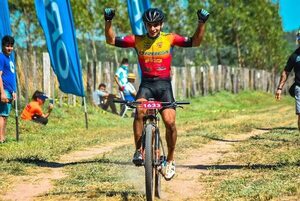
(104, 8, 115, 21)
(197, 9, 209, 23)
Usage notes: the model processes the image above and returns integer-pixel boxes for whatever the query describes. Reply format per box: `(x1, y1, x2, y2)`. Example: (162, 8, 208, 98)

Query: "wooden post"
(33, 50, 37, 91)
(200, 67, 206, 96)
(97, 61, 103, 88)
(171, 67, 177, 99)
(93, 60, 97, 91)
(87, 61, 93, 102)
(230, 67, 236, 93)
(190, 66, 196, 96)
(224, 66, 230, 91)
(43, 52, 51, 96)
(181, 67, 187, 98)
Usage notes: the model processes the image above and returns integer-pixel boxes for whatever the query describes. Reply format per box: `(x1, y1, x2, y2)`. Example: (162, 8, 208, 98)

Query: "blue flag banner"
(0, 0, 15, 62)
(127, 0, 151, 35)
(0, 0, 11, 47)
(0, 0, 12, 48)
(35, 0, 85, 97)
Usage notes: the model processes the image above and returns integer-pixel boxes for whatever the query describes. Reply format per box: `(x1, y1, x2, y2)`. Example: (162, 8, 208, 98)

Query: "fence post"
(200, 67, 207, 96)
(87, 61, 93, 102)
(190, 67, 196, 96)
(182, 67, 187, 98)
(93, 60, 97, 91)
(98, 61, 102, 87)
(171, 67, 177, 99)
(43, 52, 51, 97)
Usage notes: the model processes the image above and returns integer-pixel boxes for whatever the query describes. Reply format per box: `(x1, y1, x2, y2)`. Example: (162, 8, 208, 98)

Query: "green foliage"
(7, 0, 293, 69)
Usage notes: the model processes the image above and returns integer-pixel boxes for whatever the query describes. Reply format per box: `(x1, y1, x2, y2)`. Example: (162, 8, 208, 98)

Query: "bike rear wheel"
(144, 124, 154, 201)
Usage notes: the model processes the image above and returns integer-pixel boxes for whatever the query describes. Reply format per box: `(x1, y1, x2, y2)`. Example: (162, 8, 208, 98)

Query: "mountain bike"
(114, 99, 190, 201)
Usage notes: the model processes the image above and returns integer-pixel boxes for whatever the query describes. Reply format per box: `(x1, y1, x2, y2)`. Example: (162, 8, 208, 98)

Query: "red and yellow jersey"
(115, 32, 192, 78)
(21, 101, 43, 120)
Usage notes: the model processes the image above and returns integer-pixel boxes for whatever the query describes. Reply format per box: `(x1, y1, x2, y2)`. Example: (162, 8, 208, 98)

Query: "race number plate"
(140, 101, 162, 109)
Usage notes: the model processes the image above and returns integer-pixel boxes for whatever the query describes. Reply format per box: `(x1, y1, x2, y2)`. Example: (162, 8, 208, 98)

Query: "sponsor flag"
(0, 0, 15, 73)
(0, 0, 13, 53)
(35, 0, 85, 96)
(0, 0, 12, 41)
(126, 0, 151, 35)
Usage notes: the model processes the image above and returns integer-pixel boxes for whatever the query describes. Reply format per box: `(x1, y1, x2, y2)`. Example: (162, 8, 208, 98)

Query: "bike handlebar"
(113, 99, 190, 108)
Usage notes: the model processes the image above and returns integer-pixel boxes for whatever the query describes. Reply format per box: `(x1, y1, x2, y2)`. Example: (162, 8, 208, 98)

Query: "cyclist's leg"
(133, 97, 147, 149)
(156, 80, 176, 161)
(161, 108, 177, 162)
(133, 83, 154, 164)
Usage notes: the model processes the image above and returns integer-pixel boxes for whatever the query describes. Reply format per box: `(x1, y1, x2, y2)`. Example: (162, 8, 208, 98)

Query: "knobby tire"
(145, 124, 154, 201)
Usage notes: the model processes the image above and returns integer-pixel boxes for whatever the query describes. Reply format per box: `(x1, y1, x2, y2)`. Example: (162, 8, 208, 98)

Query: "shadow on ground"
(9, 158, 133, 168)
(179, 162, 300, 170)
(40, 189, 144, 200)
(257, 127, 298, 131)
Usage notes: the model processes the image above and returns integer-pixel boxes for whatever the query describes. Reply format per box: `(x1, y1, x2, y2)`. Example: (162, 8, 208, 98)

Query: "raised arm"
(104, 8, 116, 45)
(192, 9, 210, 47)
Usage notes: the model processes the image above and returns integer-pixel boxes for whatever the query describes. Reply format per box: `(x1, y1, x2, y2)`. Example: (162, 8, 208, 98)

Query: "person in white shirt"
(93, 83, 118, 114)
(123, 73, 137, 101)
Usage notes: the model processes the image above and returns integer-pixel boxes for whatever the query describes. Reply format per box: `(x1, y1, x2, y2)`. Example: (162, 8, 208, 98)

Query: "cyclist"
(104, 7, 209, 180)
(276, 29, 300, 130)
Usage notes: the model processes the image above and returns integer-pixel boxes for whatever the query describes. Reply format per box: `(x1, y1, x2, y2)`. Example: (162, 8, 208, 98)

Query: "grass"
(0, 90, 299, 200)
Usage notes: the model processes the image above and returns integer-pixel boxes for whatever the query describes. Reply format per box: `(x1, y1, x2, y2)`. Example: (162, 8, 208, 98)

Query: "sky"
(279, 0, 300, 32)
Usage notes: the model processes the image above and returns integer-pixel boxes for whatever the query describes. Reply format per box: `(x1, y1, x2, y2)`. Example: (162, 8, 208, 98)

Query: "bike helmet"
(142, 8, 165, 24)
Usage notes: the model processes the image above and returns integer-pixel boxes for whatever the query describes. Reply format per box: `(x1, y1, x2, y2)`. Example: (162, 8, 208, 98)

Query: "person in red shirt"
(104, 7, 209, 180)
(21, 90, 53, 125)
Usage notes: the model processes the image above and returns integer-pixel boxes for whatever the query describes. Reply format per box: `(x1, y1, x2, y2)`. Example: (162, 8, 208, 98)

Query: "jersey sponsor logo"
(156, 66, 166, 71)
(145, 58, 162, 63)
(138, 50, 169, 56)
(296, 56, 300, 63)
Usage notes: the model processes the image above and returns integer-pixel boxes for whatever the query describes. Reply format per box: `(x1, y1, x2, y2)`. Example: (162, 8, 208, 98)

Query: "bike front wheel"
(144, 124, 154, 201)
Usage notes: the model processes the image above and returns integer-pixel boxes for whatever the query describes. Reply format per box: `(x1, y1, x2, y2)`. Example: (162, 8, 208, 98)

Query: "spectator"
(123, 73, 137, 101)
(114, 58, 129, 91)
(21, 90, 53, 125)
(0, 35, 16, 143)
(275, 29, 300, 129)
(93, 83, 118, 115)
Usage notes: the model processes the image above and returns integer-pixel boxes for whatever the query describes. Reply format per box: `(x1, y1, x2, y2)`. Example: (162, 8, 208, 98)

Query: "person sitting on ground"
(21, 90, 53, 125)
(93, 83, 118, 114)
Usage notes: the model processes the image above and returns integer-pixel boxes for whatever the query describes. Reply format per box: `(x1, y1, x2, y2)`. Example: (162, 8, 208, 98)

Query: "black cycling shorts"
(136, 79, 175, 109)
